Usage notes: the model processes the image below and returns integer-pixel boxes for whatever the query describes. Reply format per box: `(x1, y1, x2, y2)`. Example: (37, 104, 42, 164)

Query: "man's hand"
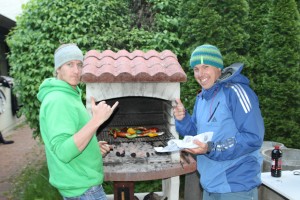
(91, 97, 119, 126)
(99, 141, 112, 157)
(183, 140, 209, 155)
(173, 98, 186, 121)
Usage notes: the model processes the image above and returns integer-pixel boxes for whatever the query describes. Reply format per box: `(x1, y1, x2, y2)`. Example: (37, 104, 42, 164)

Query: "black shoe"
(0, 132, 14, 145)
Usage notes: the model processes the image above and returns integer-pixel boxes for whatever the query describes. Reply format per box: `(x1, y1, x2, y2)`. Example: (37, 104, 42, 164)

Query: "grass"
(10, 161, 61, 200)
(8, 161, 185, 200)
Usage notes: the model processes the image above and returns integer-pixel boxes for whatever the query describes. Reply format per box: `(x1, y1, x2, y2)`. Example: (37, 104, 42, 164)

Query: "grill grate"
(97, 125, 174, 144)
(97, 112, 175, 144)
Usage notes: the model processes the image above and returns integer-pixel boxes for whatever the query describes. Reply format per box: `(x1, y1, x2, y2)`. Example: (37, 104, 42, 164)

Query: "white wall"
(0, 86, 23, 135)
(0, 0, 29, 21)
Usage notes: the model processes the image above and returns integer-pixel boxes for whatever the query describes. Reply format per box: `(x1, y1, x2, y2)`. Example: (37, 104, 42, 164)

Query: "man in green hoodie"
(37, 43, 118, 200)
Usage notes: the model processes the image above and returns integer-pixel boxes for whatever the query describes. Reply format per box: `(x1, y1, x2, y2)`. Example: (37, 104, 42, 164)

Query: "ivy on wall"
(6, 0, 183, 138)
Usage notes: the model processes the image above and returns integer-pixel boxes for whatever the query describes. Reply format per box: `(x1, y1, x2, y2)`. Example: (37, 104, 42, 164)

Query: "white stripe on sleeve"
(230, 84, 252, 113)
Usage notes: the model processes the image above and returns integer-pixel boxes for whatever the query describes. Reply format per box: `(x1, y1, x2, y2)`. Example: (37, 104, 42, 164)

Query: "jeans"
(203, 187, 258, 200)
(63, 185, 107, 200)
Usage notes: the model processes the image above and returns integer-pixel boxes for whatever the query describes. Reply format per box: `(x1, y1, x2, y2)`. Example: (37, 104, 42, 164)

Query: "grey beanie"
(54, 43, 83, 70)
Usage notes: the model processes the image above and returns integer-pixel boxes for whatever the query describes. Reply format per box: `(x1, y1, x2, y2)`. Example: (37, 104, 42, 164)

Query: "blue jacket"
(175, 63, 264, 193)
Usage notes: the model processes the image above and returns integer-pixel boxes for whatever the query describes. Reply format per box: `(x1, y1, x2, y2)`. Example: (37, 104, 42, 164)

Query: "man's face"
(193, 64, 221, 89)
(56, 60, 83, 88)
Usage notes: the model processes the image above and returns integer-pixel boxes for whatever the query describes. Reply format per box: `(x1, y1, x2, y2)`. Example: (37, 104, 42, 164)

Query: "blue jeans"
(203, 187, 258, 200)
(63, 185, 107, 200)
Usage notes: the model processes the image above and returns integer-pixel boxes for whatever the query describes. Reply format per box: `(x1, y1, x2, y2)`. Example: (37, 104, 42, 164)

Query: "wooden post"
(113, 181, 134, 200)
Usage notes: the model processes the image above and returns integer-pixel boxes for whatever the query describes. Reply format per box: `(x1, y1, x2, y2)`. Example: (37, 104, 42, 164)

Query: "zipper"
(208, 101, 220, 122)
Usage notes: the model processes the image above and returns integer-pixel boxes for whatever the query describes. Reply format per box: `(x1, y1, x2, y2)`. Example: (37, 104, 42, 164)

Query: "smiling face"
(56, 60, 83, 89)
(193, 64, 222, 89)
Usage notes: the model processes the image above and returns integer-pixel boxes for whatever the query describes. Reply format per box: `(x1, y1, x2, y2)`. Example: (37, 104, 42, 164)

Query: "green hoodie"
(37, 78, 104, 197)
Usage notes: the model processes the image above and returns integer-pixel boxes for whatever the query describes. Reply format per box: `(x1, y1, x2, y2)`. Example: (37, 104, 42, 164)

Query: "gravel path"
(0, 124, 45, 200)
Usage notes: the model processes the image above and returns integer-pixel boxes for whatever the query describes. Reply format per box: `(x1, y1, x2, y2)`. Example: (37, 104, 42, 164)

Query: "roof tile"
(81, 49, 187, 83)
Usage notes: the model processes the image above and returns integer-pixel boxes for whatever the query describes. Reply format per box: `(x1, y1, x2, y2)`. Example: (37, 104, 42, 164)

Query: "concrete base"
(184, 171, 202, 200)
(258, 185, 288, 200)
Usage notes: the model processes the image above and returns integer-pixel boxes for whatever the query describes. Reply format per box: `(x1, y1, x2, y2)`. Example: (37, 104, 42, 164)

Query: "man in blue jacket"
(174, 44, 264, 200)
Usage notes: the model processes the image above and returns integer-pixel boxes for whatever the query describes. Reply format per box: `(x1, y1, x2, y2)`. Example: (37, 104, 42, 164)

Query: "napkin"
(154, 131, 213, 152)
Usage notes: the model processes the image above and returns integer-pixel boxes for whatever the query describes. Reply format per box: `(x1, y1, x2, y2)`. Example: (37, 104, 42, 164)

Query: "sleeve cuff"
(207, 141, 215, 154)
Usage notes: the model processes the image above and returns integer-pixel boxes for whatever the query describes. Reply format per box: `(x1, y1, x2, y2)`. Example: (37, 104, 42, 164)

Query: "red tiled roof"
(81, 49, 187, 83)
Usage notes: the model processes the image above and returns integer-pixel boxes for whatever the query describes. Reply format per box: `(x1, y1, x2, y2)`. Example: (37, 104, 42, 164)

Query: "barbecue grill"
(82, 49, 196, 200)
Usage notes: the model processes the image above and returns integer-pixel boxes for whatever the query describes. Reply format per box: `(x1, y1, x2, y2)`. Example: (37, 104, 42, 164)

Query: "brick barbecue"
(82, 49, 196, 200)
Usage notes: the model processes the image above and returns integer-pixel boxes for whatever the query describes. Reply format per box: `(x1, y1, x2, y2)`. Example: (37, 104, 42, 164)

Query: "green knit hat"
(190, 44, 223, 69)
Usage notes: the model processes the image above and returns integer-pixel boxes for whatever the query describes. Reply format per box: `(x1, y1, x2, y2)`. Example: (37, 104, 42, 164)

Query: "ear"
(216, 68, 222, 78)
(56, 67, 62, 78)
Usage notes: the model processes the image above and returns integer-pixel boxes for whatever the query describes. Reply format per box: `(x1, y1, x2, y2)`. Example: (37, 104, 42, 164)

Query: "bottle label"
(278, 158, 282, 169)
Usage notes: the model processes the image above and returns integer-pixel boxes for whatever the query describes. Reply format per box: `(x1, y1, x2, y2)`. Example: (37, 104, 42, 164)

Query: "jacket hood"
(37, 78, 81, 102)
(217, 62, 249, 85)
(200, 63, 249, 100)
